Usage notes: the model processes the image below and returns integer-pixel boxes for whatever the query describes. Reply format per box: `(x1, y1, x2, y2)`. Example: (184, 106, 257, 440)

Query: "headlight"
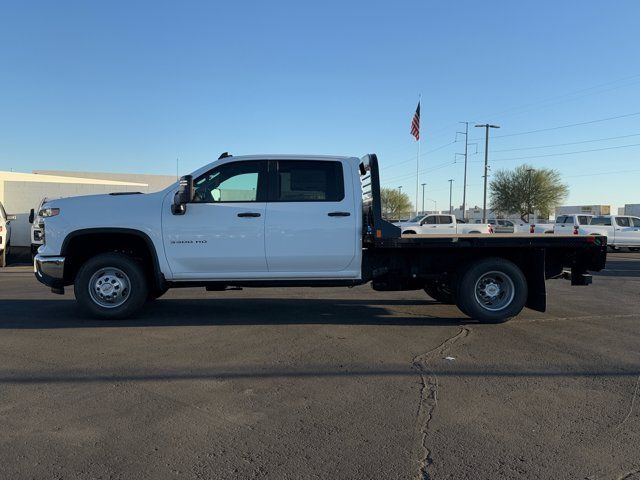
(39, 208, 60, 218)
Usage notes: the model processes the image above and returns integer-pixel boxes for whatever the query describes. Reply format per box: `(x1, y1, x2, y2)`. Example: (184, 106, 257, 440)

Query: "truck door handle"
(328, 211, 351, 217)
(237, 212, 261, 218)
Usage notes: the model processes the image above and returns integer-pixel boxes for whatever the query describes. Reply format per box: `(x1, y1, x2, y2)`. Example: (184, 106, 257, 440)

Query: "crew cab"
(34, 153, 606, 323)
(553, 214, 593, 235)
(583, 215, 640, 250)
(396, 214, 493, 235)
(0, 201, 16, 267)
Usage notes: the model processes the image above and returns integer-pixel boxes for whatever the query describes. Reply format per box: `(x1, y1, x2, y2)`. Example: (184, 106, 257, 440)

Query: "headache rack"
(359, 154, 401, 244)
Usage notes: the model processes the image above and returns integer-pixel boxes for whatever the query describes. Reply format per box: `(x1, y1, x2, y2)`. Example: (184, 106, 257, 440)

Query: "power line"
(472, 72, 640, 124)
(487, 142, 640, 163)
(381, 140, 457, 171)
(492, 111, 640, 139)
(382, 160, 457, 184)
(490, 132, 640, 153)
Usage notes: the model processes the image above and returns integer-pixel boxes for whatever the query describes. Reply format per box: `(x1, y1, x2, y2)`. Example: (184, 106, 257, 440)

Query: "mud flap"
(524, 248, 546, 312)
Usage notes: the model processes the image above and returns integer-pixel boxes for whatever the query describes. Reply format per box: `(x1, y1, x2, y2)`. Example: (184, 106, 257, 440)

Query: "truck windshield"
(408, 215, 425, 223)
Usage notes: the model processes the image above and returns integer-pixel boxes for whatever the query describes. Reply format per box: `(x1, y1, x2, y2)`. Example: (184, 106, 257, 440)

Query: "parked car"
(34, 153, 605, 323)
(0, 201, 16, 267)
(584, 215, 640, 250)
(513, 221, 555, 234)
(396, 214, 493, 235)
(488, 219, 515, 233)
(553, 214, 593, 235)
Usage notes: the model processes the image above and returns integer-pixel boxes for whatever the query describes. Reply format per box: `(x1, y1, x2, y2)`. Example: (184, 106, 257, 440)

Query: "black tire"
(423, 281, 455, 304)
(629, 248, 640, 252)
(456, 258, 527, 324)
(74, 253, 149, 319)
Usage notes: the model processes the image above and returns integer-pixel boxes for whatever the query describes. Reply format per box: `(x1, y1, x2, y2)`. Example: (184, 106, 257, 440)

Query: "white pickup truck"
(34, 153, 606, 323)
(395, 214, 493, 235)
(0, 201, 16, 267)
(553, 214, 593, 235)
(581, 215, 640, 250)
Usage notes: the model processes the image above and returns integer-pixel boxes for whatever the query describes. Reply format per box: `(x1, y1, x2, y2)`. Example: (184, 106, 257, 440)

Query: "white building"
(0, 170, 176, 247)
(623, 204, 640, 216)
(555, 205, 610, 217)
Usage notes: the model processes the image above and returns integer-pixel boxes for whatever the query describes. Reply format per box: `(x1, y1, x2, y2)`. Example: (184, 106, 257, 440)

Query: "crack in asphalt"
(411, 327, 470, 480)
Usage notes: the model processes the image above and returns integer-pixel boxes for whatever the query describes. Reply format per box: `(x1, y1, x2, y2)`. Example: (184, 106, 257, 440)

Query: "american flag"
(410, 101, 420, 141)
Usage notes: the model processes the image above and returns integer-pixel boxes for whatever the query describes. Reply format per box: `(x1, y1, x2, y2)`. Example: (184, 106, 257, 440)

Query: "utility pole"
(398, 186, 403, 193)
(456, 122, 469, 220)
(448, 179, 454, 214)
(526, 168, 534, 223)
(475, 124, 500, 223)
(421, 183, 426, 214)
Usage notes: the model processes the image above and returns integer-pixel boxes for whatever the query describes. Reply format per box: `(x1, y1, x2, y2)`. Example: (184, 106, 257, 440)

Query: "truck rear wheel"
(456, 258, 527, 323)
(74, 253, 148, 319)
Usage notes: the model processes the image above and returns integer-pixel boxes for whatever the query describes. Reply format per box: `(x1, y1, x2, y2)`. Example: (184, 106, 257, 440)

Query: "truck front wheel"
(456, 258, 527, 323)
(74, 253, 148, 319)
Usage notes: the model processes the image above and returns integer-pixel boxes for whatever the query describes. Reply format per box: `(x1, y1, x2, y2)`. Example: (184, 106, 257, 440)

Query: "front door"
(264, 159, 359, 277)
(162, 160, 269, 279)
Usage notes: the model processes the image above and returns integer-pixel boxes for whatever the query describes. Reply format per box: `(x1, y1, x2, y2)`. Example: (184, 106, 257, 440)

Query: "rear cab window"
(577, 216, 591, 225)
(591, 216, 612, 226)
(275, 160, 344, 202)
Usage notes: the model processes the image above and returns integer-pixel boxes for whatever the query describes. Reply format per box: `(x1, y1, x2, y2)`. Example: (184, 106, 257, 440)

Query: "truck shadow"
(0, 298, 473, 329)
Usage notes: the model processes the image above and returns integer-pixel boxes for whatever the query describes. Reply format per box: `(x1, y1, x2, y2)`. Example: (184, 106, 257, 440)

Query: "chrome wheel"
(474, 271, 515, 312)
(88, 267, 131, 308)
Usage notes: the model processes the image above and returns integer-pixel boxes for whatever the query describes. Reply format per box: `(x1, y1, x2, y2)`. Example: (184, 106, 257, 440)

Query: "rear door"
(436, 215, 456, 233)
(264, 159, 359, 277)
(614, 216, 635, 245)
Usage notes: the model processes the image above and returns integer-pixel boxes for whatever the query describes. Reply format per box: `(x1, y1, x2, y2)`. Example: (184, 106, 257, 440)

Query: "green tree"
(490, 164, 568, 221)
(380, 187, 413, 219)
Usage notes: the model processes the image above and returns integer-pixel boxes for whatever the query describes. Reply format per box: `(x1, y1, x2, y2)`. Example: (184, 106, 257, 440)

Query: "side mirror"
(29, 209, 35, 224)
(171, 175, 194, 215)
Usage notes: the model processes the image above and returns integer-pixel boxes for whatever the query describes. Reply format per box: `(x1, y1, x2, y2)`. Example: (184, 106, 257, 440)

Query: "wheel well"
(403, 230, 416, 235)
(62, 231, 161, 288)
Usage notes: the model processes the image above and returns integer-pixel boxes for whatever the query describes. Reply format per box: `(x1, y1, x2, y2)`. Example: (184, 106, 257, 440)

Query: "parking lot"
(0, 253, 639, 480)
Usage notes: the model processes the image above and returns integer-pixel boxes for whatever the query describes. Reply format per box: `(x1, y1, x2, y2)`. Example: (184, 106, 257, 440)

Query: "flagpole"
(415, 94, 421, 216)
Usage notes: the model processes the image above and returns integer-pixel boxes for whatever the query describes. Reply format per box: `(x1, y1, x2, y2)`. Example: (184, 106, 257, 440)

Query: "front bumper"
(34, 254, 66, 289)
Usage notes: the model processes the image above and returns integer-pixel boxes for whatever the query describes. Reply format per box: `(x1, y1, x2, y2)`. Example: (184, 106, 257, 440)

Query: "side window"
(616, 217, 630, 227)
(438, 216, 453, 224)
(276, 161, 344, 202)
(192, 161, 265, 203)
(632, 217, 640, 227)
(425, 216, 438, 224)
(591, 216, 611, 226)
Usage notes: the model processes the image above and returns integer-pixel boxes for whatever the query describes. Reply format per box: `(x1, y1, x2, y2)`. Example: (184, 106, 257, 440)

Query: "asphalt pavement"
(0, 253, 638, 479)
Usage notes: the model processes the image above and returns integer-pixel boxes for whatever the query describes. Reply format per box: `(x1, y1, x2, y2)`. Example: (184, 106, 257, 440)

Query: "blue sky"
(1, 1, 639, 212)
